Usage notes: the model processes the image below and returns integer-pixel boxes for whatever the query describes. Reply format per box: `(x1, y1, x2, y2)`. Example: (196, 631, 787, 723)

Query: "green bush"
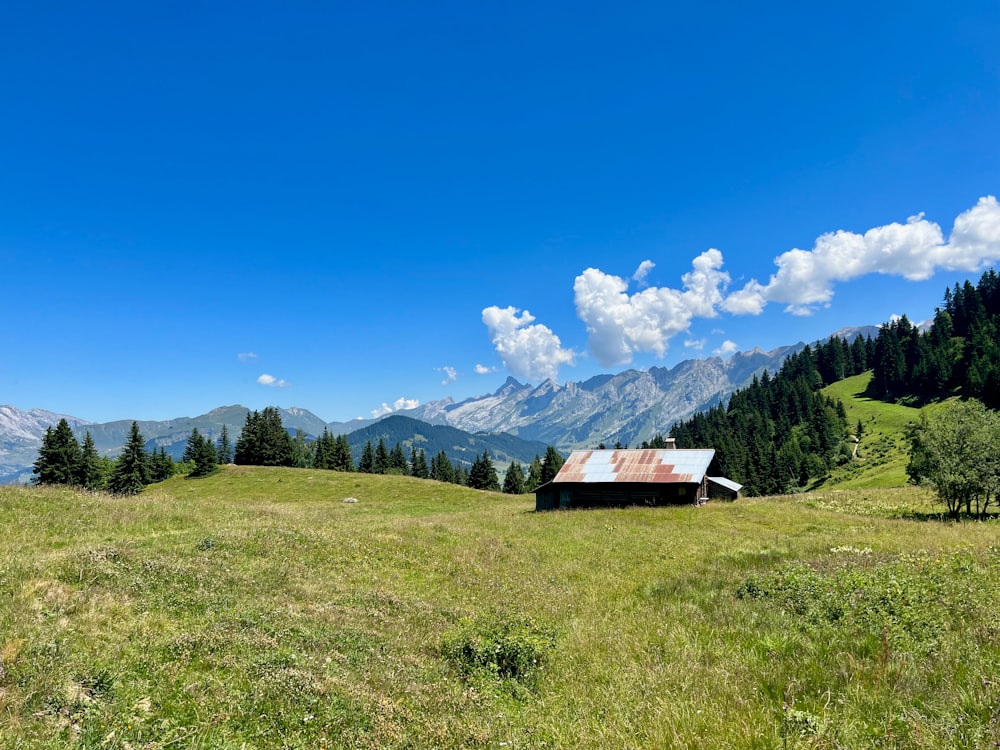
(441, 612, 556, 689)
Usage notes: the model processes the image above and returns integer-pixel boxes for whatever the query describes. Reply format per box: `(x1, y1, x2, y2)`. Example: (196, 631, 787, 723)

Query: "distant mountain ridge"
(404, 343, 808, 450)
(344, 414, 551, 468)
(0, 326, 880, 483)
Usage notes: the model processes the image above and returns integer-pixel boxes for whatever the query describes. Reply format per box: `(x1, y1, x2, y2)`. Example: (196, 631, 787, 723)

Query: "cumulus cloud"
(238, 352, 258, 362)
(437, 366, 458, 385)
(475, 364, 498, 374)
(481, 306, 576, 381)
(684, 339, 706, 351)
(257, 373, 290, 388)
(713, 340, 739, 357)
(632, 260, 656, 285)
(371, 397, 420, 418)
(573, 249, 730, 367)
(722, 196, 1000, 316)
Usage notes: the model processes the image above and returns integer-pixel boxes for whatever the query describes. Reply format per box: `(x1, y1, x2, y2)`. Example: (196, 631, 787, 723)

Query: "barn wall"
(535, 481, 704, 510)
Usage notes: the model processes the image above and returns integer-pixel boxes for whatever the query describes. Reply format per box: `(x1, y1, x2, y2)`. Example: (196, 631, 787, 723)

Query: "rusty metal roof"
(552, 449, 716, 485)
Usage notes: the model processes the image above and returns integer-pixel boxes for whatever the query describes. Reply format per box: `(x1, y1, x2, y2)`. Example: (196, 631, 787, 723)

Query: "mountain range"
(1, 327, 878, 484)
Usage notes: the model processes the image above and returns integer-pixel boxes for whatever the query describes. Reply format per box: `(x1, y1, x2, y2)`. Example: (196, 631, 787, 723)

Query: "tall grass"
(2, 468, 999, 748)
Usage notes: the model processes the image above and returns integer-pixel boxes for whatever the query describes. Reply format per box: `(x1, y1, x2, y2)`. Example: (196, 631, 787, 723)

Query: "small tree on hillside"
(373, 438, 390, 474)
(502, 460, 526, 494)
(32, 419, 82, 486)
(468, 449, 500, 491)
(525, 454, 543, 490)
(185, 429, 219, 478)
(108, 421, 150, 495)
(358, 441, 375, 473)
(78, 431, 105, 490)
(149, 447, 176, 483)
(234, 407, 295, 466)
(216, 424, 233, 464)
(539, 446, 565, 485)
(410, 446, 429, 479)
(333, 434, 355, 472)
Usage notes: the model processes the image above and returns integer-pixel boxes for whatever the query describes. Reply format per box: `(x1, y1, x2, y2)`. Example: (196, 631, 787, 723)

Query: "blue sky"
(2, 2, 999, 424)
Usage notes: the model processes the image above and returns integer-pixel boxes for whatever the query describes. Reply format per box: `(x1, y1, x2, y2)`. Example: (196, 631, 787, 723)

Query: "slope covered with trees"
(671, 345, 860, 495)
(867, 268, 1000, 406)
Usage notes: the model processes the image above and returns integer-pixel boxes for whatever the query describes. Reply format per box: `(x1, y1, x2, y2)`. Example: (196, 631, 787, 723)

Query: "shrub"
(441, 612, 556, 690)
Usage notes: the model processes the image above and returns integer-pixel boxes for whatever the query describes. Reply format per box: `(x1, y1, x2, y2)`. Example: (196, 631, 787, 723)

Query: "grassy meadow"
(2, 467, 1000, 749)
(821, 373, 924, 489)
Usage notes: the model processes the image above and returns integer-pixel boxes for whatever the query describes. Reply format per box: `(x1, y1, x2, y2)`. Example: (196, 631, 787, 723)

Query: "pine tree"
(149, 447, 176, 483)
(216, 424, 233, 464)
(234, 407, 295, 466)
(410, 447, 430, 479)
(373, 438, 390, 474)
(539, 446, 565, 484)
(108, 422, 150, 495)
(389, 442, 408, 474)
(430, 450, 454, 483)
(525, 454, 543, 490)
(32, 419, 82, 486)
(502, 460, 526, 494)
(77, 431, 105, 490)
(358, 441, 375, 473)
(468, 449, 500, 491)
(182, 428, 205, 464)
(333, 434, 355, 472)
(189, 430, 219, 478)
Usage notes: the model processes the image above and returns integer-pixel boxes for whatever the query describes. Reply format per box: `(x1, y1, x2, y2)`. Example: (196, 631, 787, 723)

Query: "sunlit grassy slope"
(3, 468, 1000, 748)
(821, 372, 923, 488)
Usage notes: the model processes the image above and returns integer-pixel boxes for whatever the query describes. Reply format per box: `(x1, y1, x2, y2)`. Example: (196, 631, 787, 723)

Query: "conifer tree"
(539, 446, 565, 484)
(468, 449, 500, 491)
(77, 431, 105, 490)
(525, 454, 543, 490)
(189, 430, 219, 478)
(182, 427, 205, 464)
(502, 460, 526, 494)
(216, 424, 233, 464)
(430, 450, 454, 482)
(108, 422, 150, 495)
(373, 438, 390, 474)
(389, 442, 408, 474)
(234, 407, 295, 466)
(358, 441, 375, 473)
(32, 419, 82, 486)
(333, 434, 355, 472)
(410, 447, 429, 479)
(149, 447, 176, 483)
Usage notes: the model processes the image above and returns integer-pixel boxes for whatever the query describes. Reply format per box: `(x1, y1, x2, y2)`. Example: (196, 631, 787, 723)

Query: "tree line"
(234, 407, 565, 493)
(867, 269, 1000, 406)
(670, 344, 853, 496)
(32, 419, 230, 494)
(32, 405, 565, 496)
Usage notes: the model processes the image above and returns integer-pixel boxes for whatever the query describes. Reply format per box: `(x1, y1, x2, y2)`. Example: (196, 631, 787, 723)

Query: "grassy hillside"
(3, 469, 1000, 748)
(820, 372, 923, 488)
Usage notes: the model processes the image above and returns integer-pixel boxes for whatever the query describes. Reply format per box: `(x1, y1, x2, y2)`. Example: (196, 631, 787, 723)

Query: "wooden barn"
(534, 448, 742, 511)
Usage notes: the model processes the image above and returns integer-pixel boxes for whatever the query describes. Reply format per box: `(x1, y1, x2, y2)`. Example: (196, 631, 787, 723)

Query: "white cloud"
(632, 260, 656, 285)
(573, 249, 730, 367)
(713, 340, 739, 357)
(481, 306, 576, 382)
(475, 364, 498, 374)
(238, 352, 258, 362)
(684, 339, 707, 351)
(723, 196, 1000, 316)
(257, 373, 290, 388)
(437, 366, 458, 385)
(371, 397, 420, 418)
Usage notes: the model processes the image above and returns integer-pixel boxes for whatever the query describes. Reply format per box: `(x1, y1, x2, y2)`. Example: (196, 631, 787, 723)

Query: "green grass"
(3, 468, 1000, 748)
(821, 372, 924, 488)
